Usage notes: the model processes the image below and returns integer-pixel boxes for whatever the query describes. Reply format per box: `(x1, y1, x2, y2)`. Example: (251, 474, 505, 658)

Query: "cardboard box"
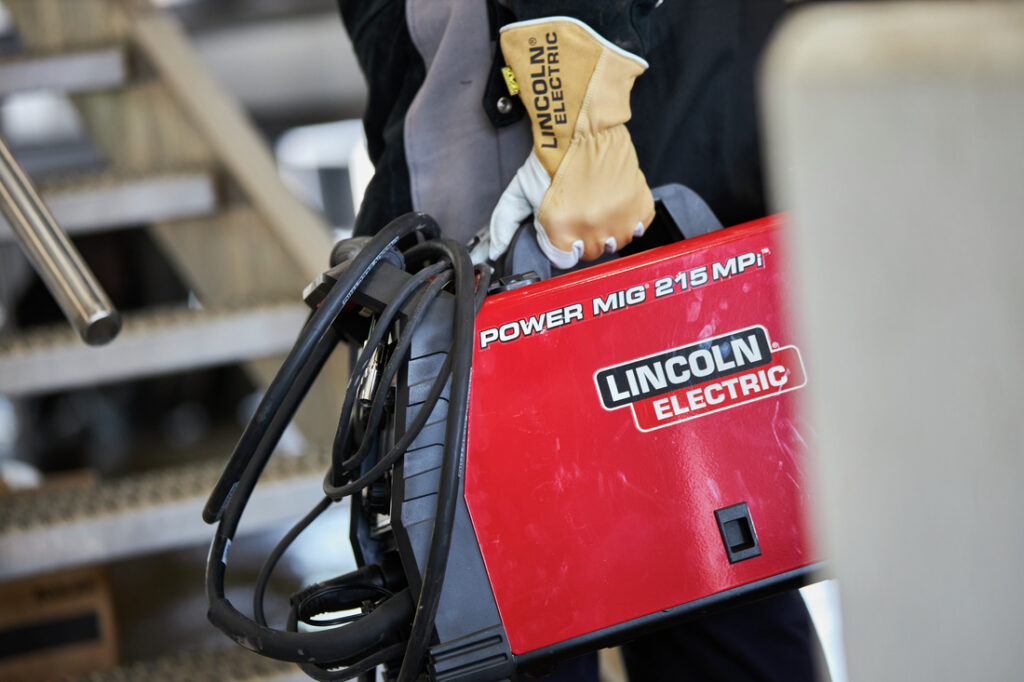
(0, 565, 118, 681)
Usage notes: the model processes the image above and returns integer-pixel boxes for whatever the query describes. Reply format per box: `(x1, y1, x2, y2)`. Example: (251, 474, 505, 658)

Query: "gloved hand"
(488, 16, 655, 269)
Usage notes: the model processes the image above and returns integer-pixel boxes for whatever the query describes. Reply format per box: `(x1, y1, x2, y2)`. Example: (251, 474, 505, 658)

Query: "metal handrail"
(0, 135, 120, 346)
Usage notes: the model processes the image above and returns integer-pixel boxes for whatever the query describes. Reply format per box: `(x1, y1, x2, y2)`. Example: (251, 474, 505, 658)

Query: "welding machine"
(202, 186, 821, 681)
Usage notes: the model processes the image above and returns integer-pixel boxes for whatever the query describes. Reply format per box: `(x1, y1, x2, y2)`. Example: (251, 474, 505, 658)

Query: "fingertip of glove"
(571, 239, 585, 263)
(553, 240, 584, 269)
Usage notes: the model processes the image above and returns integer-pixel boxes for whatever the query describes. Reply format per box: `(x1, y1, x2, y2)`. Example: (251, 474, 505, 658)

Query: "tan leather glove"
(488, 16, 655, 268)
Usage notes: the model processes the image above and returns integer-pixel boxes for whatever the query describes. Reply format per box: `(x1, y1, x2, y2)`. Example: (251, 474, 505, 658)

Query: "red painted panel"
(464, 216, 817, 654)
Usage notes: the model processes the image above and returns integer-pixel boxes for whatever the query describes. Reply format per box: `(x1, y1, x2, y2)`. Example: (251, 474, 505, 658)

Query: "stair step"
(0, 169, 218, 240)
(0, 301, 309, 396)
(66, 646, 307, 682)
(0, 46, 128, 95)
(0, 451, 334, 582)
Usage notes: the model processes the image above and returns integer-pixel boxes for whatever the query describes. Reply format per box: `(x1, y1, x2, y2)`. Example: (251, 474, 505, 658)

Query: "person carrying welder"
(336, 1, 827, 680)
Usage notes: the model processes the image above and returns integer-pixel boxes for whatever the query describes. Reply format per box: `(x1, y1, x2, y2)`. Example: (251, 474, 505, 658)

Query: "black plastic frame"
(514, 562, 827, 674)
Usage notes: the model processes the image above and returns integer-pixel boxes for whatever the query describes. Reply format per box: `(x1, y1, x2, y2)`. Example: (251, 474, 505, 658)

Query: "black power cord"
(393, 237, 478, 682)
(328, 259, 449, 482)
(253, 496, 332, 627)
(331, 266, 455, 482)
(204, 212, 488, 680)
(203, 212, 440, 525)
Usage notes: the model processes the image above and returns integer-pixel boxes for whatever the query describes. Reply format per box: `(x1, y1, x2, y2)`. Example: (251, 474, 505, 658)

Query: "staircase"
(0, 0, 349, 677)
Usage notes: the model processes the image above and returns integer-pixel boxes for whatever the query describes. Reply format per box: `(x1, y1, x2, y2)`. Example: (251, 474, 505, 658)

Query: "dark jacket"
(337, 0, 788, 238)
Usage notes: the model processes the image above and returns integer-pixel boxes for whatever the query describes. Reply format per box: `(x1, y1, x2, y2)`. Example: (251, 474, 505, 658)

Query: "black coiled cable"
(203, 212, 489, 680)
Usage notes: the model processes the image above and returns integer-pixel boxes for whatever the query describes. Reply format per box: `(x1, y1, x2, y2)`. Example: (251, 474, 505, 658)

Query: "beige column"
(763, 4, 1024, 680)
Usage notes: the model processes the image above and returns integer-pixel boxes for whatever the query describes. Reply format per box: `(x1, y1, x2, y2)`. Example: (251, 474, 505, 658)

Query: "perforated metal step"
(0, 451, 333, 581)
(65, 645, 306, 682)
(0, 169, 218, 240)
(0, 46, 128, 95)
(0, 301, 309, 396)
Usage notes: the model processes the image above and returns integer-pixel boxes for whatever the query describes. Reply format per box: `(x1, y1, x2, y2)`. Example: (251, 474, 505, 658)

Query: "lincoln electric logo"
(594, 326, 806, 431)
(528, 32, 565, 148)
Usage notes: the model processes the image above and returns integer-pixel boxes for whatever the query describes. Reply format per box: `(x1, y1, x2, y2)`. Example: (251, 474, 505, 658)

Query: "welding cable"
(323, 350, 453, 501)
(401, 240, 450, 271)
(203, 212, 440, 524)
(329, 263, 453, 481)
(205, 214, 439, 664)
(227, 370, 336, 629)
(404, 243, 491, 311)
(328, 238, 464, 472)
(287, 563, 397, 614)
(234, 327, 339, 607)
(333, 257, 445, 430)
(331, 270, 454, 481)
(291, 599, 407, 682)
(213, 322, 337, 540)
(210, 416, 411, 662)
(284, 578, 405, 681)
(210, 389, 412, 662)
(295, 584, 394, 627)
(286, 609, 408, 682)
(252, 274, 444, 622)
(296, 643, 406, 682)
(209, 231, 423, 553)
(329, 260, 449, 480)
(251, 499, 394, 631)
(254, 268, 454, 624)
(325, 263, 489, 495)
(208, 558, 413, 665)
(205, 216, 480, 677)
(394, 238, 477, 682)
(474, 262, 493, 312)
(296, 644, 406, 682)
(253, 496, 332, 627)
(329, 238, 480, 677)
(324, 268, 490, 500)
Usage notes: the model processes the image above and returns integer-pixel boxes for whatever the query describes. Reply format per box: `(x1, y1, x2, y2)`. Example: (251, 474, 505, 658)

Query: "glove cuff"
(500, 16, 649, 68)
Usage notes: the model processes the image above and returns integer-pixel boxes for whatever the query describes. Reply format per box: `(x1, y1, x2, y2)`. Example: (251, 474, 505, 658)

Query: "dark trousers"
(541, 591, 825, 682)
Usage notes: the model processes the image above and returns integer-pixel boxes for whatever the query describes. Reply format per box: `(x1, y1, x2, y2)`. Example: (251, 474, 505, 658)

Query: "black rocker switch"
(715, 502, 762, 563)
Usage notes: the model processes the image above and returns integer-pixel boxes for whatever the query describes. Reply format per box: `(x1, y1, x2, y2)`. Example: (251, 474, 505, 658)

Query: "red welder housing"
(464, 215, 817, 657)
